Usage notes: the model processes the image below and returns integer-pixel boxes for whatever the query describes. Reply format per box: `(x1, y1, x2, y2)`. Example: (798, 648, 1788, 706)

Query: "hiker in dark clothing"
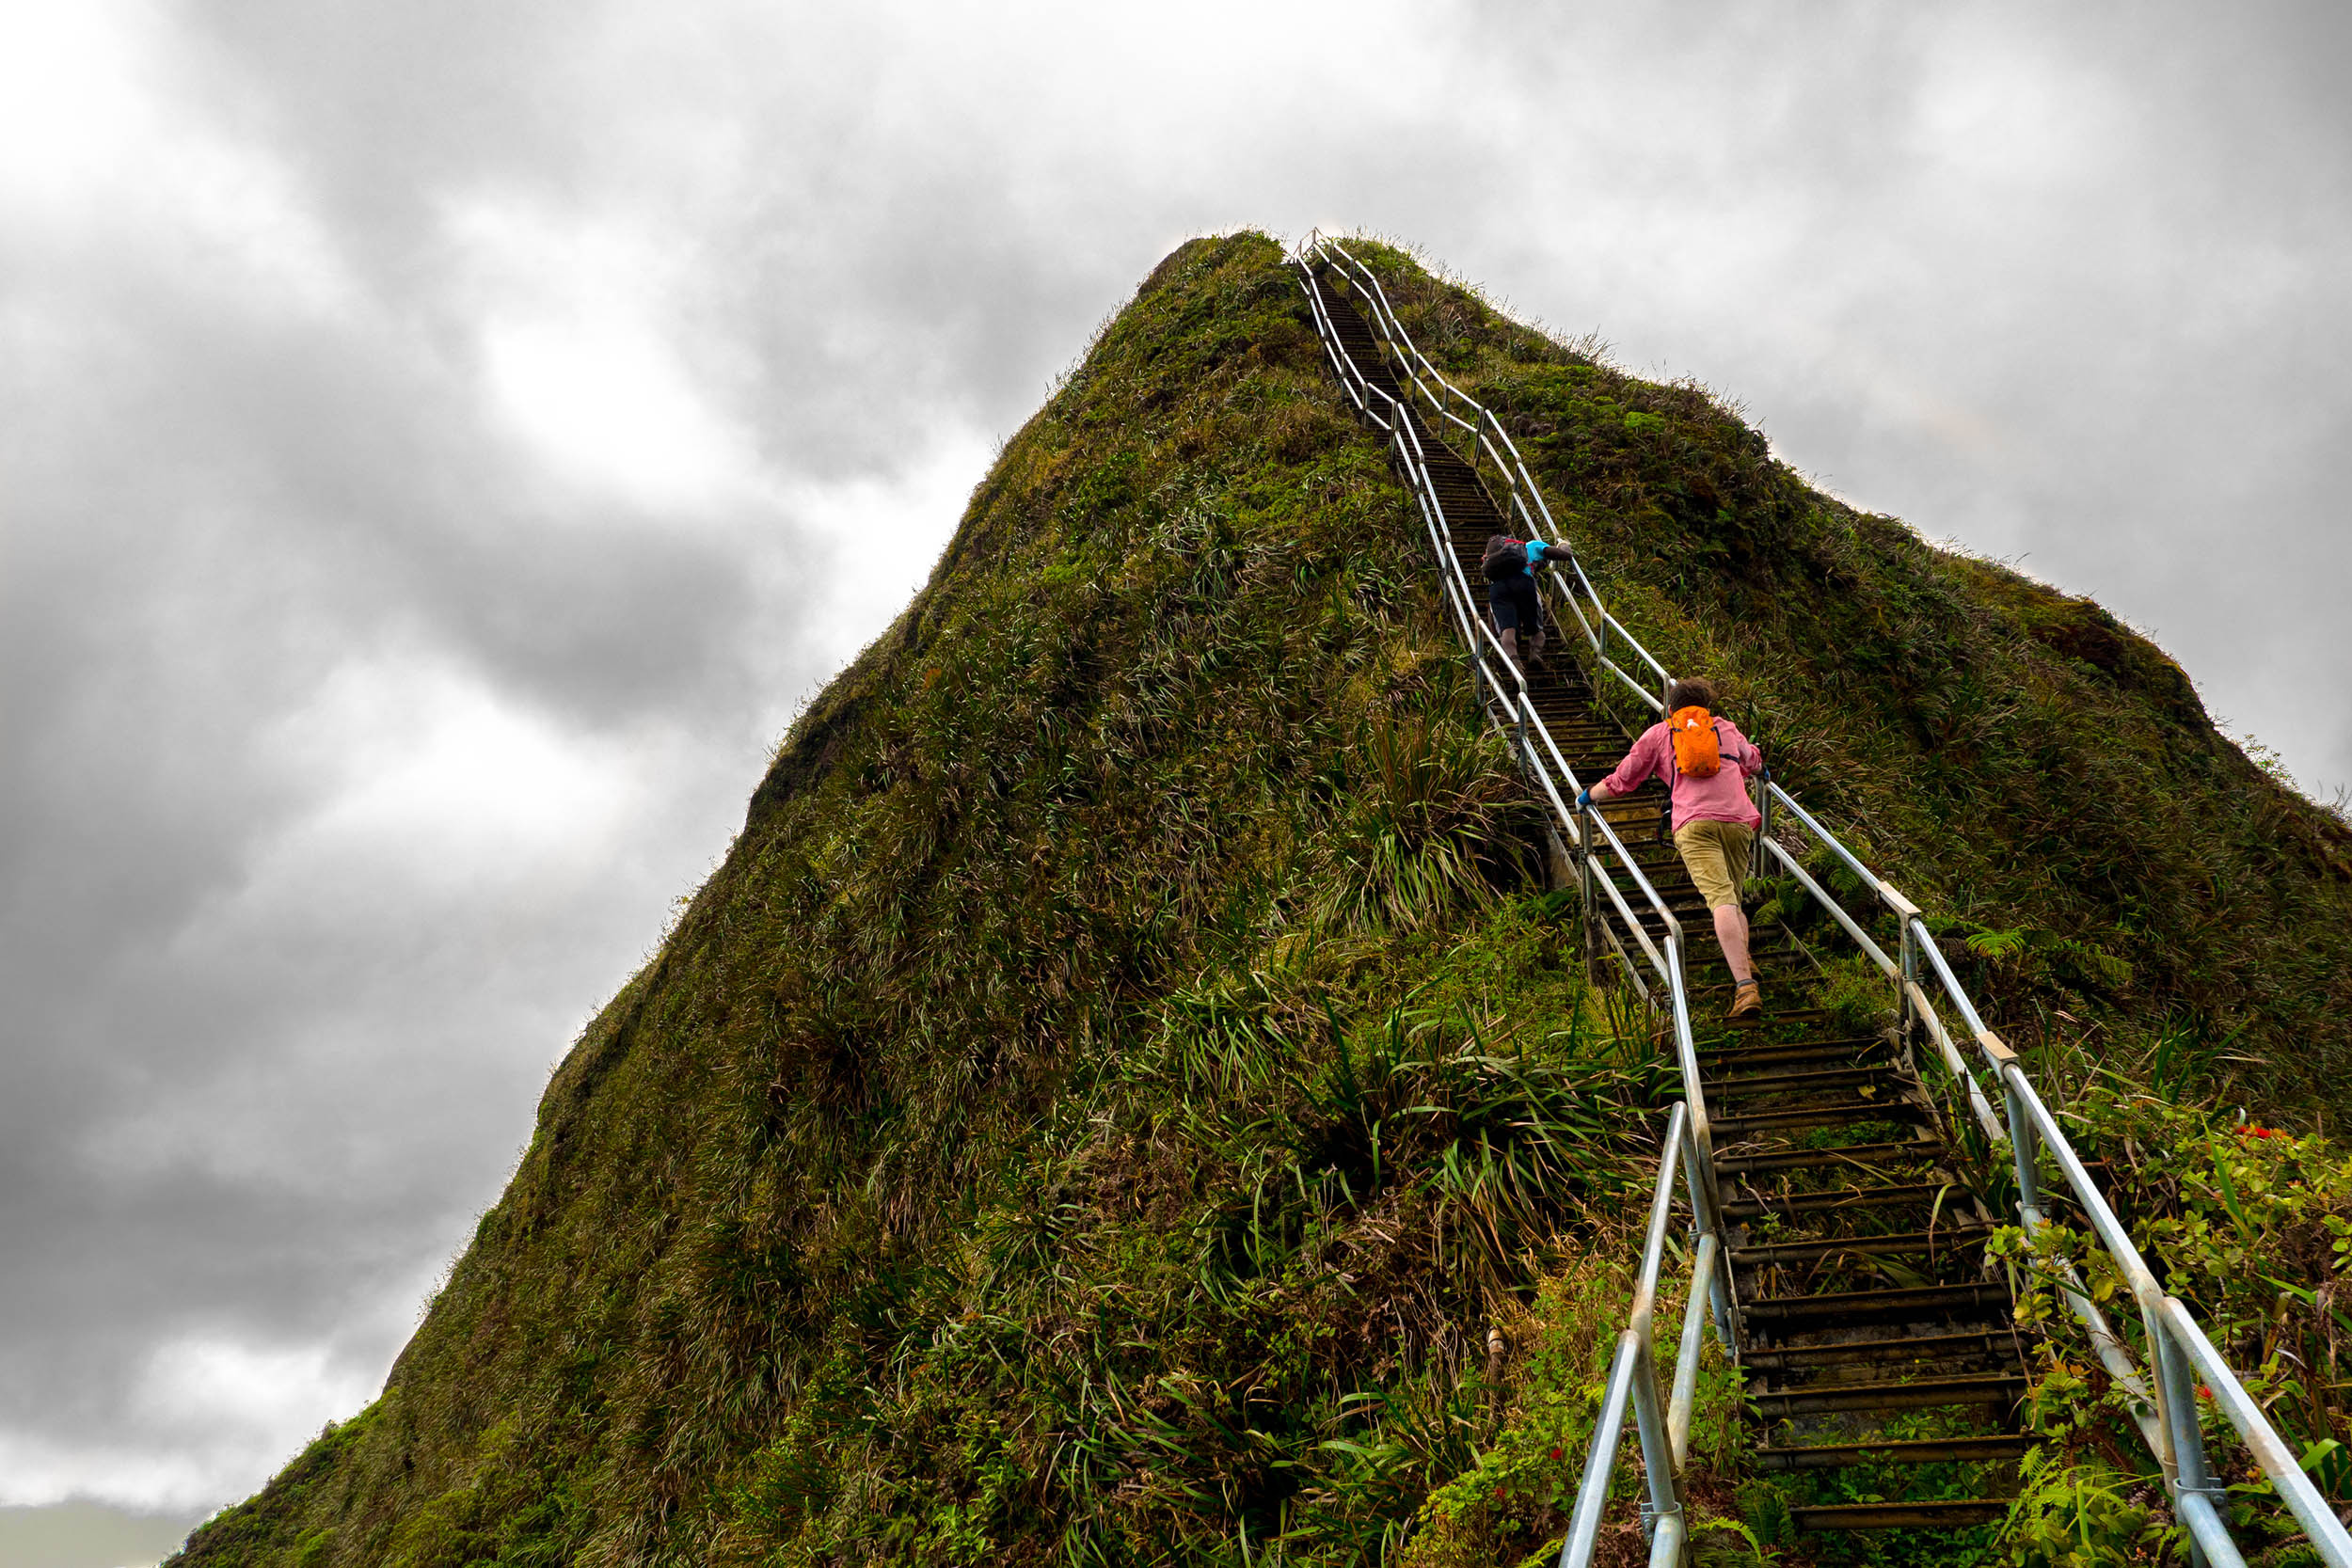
(1481, 534, 1574, 675)
(1576, 676, 1769, 1019)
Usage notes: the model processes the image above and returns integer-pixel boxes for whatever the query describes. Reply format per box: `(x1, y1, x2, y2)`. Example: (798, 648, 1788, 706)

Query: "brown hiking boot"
(1727, 981, 1762, 1020)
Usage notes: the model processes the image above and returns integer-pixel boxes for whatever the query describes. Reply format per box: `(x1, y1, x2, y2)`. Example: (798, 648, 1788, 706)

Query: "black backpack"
(1481, 534, 1526, 580)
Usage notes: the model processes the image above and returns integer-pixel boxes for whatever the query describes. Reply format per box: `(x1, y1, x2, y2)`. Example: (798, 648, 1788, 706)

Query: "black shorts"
(1487, 576, 1541, 635)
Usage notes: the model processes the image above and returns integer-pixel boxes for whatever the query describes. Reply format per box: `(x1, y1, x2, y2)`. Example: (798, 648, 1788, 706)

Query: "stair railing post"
(1667, 1224, 1718, 1459)
(1996, 1057, 2042, 1230)
(1679, 1102, 1736, 1354)
(1513, 657, 1532, 778)
(1898, 915, 1918, 1047)
(1629, 1337, 1687, 1566)
(1628, 1105, 1690, 1566)
(2153, 1314, 2223, 1568)
(1579, 802, 1598, 987)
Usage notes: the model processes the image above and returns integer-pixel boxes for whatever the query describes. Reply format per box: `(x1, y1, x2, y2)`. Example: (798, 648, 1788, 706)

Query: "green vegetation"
(175, 233, 2351, 1567)
(1990, 1085, 2352, 1567)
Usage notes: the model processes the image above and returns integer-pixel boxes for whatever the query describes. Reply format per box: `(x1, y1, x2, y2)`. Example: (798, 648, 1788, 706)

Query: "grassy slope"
(174, 234, 2352, 1568)
(175, 233, 1658, 1568)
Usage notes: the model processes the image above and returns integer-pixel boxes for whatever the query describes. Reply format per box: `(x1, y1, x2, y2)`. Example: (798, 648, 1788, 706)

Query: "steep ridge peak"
(172, 232, 2352, 1568)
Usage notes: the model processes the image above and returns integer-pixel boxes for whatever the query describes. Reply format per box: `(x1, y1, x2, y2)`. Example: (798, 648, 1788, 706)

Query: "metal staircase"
(1708, 1005, 2029, 1536)
(1293, 233, 2352, 1568)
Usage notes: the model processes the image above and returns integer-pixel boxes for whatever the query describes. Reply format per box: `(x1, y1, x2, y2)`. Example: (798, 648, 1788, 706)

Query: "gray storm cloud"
(0, 0, 2344, 1526)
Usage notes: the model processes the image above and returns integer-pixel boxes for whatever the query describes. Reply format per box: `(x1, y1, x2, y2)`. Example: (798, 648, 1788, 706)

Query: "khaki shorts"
(1674, 819, 1754, 910)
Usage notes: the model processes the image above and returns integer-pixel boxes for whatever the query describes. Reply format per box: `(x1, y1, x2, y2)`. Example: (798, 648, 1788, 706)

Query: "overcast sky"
(3, 0, 2347, 1544)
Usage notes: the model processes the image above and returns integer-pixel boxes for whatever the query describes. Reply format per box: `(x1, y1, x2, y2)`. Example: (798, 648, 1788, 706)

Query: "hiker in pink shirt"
(1575, 677, 1769, 1018)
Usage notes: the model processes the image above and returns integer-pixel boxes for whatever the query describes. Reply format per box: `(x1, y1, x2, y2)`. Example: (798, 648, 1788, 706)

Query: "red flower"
(1494, 1485, 1507, 1499)
(2244, 1125, 2274, 1138)
(2198, 1384, 2214, 1401)
(1550, 1446, 1565, 1461)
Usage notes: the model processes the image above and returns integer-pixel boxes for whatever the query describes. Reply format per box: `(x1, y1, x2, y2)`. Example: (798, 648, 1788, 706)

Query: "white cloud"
(0, 0, 357, 316)
(780, 431, 994, 664)
(0, 1334, 378, 1511)
(454, 203, 759, 511)
(0, 0, 157, 208)
(257, 653, 637, 894)
(1909, 41, 2137, 189)
(71, 656, 653, 1191)
(135, 1335, 374, 1463)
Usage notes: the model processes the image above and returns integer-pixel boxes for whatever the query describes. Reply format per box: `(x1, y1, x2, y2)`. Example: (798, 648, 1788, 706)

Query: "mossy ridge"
(172, 234, 1661, 1567)
(172, 233, 2352, 1568)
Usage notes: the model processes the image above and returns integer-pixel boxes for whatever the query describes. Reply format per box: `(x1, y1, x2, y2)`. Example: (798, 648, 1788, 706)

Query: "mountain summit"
(174, 233, 2351, 1567)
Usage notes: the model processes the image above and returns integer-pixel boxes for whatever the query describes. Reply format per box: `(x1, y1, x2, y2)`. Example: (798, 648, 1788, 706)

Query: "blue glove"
(1575, 788, 1593, 809)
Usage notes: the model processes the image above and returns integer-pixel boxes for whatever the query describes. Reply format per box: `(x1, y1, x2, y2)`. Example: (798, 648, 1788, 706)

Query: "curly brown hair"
(1667, 677, 1718, 712)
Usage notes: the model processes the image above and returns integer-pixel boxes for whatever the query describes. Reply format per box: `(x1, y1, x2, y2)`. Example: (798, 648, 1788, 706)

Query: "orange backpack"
(1669, 706, 1722, 777)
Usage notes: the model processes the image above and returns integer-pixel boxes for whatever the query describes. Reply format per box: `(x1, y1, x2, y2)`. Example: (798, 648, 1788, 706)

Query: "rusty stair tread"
(1743, 1281, 2010, 1325)
(1698, 1052, 1893, 1077)
(1703, 1048, 1900, 1071)
(1755, 1433, 2034, 1471)
(1742, 1329, 2022, 1371)
(1697, 1046, 1894, 1073)
(1722, 1181, 1968, 1220)
(1750, 1371, 2026, 1417)
(1689, 938, 1802, 956)
(1712, 1099, 1928, 1135)
(1715, 1144, 1939, 1178)
(1716, 1007, 1836, 1030)
(1790, 1498, 2013, 1531)
(1702, 1065, 1902, 1098)
(1731, 1224, 1993, 1267)
(1699, 1035, 1888, 1064)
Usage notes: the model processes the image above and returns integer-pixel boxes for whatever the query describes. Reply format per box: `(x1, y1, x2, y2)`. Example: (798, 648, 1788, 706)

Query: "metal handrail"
(1300, 256, 1679, 943)
(1298, 242, 1722, 1104)
(1295, 246, 1732, 1247)
(1562, 1103, 1721, 1568)
(1294, 231, 2352, 1566)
